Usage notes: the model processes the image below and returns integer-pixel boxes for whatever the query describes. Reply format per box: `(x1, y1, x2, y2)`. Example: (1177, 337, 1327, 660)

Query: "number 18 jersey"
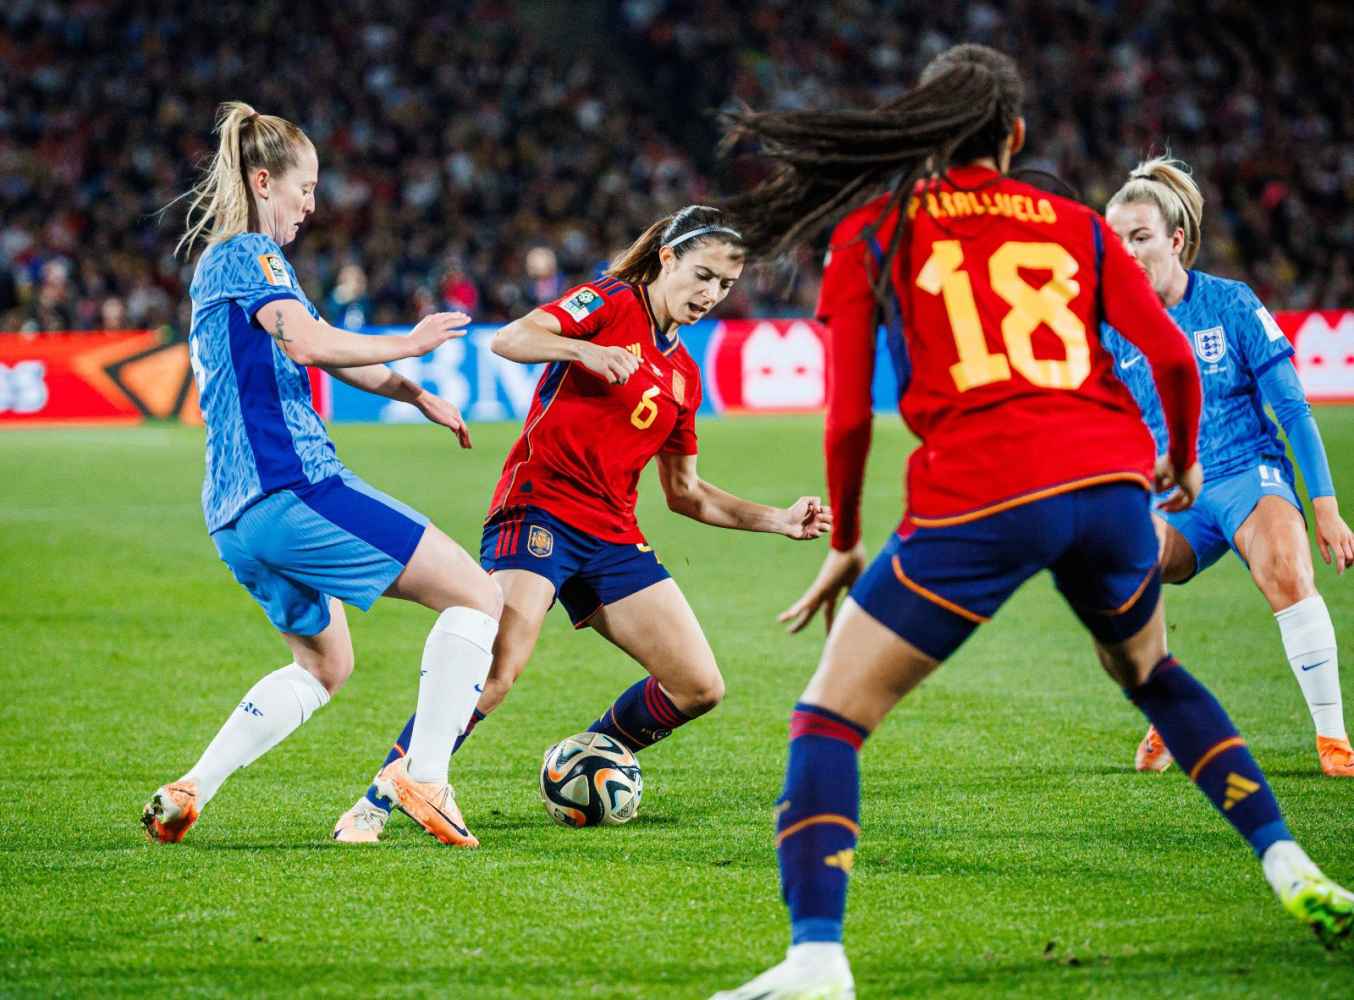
(887, 165, 1200, 523)
(486, 278, 702, 544)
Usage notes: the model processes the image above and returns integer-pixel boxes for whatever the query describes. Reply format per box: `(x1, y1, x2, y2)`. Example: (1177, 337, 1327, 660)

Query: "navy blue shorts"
(851, 481, 1161, 661)
(211, 471, 429, 637)
(480, 507, 670, 627)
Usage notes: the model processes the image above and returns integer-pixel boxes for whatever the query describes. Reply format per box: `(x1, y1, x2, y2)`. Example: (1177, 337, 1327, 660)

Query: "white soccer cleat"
(331, 797, 390, 844)
(710, 943, 854, 1000)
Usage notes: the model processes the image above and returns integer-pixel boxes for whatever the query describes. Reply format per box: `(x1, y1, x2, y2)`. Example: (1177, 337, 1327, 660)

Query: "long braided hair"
(720, 44, 1025, 295)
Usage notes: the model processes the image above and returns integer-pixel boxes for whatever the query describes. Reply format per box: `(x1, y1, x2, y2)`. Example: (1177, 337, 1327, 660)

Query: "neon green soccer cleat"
(1265, 841, 1354, 949)
(1281, 874, 1354, 949)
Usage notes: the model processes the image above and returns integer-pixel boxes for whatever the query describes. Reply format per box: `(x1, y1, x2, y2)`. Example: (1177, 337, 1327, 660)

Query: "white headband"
(664, 224, 743, 249)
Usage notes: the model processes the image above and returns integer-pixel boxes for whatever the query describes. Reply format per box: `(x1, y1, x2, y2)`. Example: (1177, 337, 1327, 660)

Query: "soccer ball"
(539, 731, 643, 827)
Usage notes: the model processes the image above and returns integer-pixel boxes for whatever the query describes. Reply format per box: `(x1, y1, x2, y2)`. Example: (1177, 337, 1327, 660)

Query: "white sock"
(1276, 594, 1345, 740)
(1262, 839, 1321, 899)
(405, 607, 497, 783)
(184, 663, 330, 806)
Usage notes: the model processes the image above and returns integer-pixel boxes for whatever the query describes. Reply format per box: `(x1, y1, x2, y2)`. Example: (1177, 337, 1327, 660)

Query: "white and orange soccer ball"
(539, 731, 643, 827)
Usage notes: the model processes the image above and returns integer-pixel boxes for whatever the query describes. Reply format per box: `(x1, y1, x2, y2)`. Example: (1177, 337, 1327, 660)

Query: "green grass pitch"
(3, 412, 1354, 997)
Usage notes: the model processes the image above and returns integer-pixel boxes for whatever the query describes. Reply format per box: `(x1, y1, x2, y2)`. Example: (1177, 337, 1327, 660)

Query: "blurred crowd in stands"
(3, 0, 1352, 335)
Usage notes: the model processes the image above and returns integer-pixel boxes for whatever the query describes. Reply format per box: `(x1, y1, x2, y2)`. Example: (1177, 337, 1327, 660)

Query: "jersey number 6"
(917, 240, 1091, 392)
(630, 386, 660, 430)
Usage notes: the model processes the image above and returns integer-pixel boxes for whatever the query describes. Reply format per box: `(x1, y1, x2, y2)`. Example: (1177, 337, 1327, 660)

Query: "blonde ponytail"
(173, 101, 312, 258)
(1107, 155, 1204, 268)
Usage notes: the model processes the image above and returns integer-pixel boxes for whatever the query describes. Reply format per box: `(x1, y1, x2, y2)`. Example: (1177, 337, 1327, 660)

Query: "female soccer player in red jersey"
(711, 44, 1352, 999)
(333, 205, 832, 844)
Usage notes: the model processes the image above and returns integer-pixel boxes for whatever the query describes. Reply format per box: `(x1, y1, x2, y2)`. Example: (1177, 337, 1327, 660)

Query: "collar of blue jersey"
(638, 283, 681, 353)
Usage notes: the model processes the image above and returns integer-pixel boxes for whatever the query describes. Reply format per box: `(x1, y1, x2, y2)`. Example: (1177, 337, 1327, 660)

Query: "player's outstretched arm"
(656, 452, 832, 538)
(490, 309, 640, 384)
(324, 365, 471, 448)
(255, 299, 470, 368)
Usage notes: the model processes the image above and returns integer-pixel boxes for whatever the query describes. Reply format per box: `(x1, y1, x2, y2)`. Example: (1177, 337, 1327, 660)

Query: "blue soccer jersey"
(188, 232, 344, 531)
(1101, 269, 1294, 482)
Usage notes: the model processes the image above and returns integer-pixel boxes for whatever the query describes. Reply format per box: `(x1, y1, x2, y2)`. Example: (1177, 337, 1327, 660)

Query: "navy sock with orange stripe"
(777, 703, 868, 945)
(587, 677, 691, 752)
(363, 708, 487, 812)
(1128, 656, 1290, 856)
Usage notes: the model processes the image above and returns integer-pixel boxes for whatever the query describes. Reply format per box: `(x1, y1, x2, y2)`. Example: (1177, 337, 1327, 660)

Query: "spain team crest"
(527, 525, 554, 558)
(1193, 326, 1227, 364)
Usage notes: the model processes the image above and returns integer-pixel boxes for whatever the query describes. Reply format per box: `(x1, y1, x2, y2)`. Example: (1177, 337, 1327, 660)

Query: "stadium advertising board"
(0, 331, 327, 426)
(0, 330, 198, 426)
(5, 311, 1353, 426)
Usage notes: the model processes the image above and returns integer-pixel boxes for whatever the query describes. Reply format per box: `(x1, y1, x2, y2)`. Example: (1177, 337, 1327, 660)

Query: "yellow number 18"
(916, 240, 1090, 392)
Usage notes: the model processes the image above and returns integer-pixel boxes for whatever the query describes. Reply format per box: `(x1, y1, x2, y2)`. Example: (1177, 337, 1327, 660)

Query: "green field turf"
(3, 412, 1354, 998)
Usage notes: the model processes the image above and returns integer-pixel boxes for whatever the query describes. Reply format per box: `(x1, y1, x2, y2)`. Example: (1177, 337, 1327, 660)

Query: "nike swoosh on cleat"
(1120, 356, 1141, 369)
(432, 802, 471, 838)
(1302, 659, 1331, 672)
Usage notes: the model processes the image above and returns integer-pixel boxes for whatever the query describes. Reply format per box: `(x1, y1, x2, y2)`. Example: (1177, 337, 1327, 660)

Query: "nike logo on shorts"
(1120, 356, 1142, 369)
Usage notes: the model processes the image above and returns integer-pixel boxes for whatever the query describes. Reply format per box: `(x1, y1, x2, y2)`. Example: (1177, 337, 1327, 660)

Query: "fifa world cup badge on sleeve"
(257, 254, 291, 287)
(560, 287, 604, 322)
(528, 525, 554, 558)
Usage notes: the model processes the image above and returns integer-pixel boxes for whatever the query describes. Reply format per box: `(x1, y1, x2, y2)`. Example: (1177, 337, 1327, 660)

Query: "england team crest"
(1193, 326, 1227, 364)
(527, 525, 554, 558)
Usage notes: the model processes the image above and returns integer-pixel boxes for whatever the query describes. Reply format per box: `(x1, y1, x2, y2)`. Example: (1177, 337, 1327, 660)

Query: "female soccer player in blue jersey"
(141, 102, 503, 847)
(1101, 157, 1354, 777)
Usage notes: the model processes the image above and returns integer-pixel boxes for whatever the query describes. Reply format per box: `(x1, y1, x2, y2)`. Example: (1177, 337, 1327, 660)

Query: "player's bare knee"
(1253, 553, 1312, 609)
(676, 671, 725, 717)
(299, 650, 353, 694)
(462, 571, 504, 620)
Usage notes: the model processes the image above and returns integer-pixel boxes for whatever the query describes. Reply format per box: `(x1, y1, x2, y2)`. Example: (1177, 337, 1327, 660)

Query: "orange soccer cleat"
(141, 780, 200, 844)
(1317, 735, 1354, 777)
(1134, 725, 1174, 773)
(372, 757, 479, 847)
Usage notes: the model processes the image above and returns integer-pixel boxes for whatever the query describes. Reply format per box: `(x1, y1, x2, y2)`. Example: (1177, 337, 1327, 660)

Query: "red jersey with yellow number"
(816, 166, 1201, 540)
(487, 277, 702, 543)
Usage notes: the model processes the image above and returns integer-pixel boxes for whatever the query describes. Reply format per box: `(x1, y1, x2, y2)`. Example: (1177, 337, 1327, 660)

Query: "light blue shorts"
(1163, 460, 1301, 581)
(211, 472, 429, 636)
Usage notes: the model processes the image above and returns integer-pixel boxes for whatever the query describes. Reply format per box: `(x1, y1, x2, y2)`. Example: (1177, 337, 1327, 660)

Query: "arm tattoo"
(270, 308, 290, 344)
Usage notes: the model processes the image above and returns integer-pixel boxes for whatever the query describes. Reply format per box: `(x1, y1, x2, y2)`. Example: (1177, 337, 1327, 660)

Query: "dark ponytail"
(607, 205, 746, 285)
(720, 44, 1024, 261)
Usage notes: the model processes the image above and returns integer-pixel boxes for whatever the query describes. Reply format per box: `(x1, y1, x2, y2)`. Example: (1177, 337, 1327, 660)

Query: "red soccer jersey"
(817, 166, 1201, 545)
(487, 277, 703, 543)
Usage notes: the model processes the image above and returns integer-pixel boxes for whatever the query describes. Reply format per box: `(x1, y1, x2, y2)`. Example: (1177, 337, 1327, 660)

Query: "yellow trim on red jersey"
(908, 472, 1151, 528)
